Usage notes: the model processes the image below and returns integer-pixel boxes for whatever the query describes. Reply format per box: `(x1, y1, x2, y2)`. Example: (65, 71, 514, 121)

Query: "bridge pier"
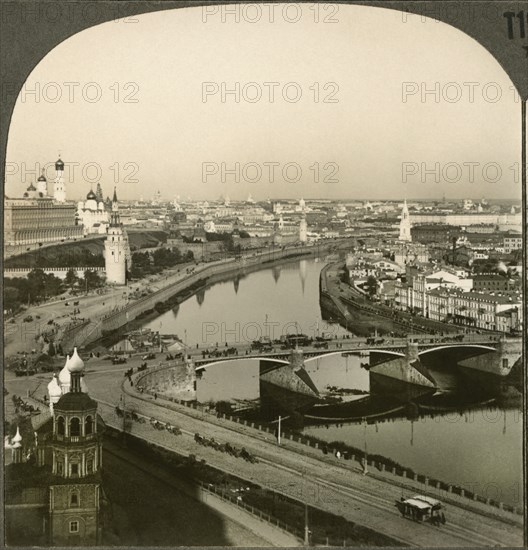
(369, 341, 437, 390)
(458, 338, 522, 377)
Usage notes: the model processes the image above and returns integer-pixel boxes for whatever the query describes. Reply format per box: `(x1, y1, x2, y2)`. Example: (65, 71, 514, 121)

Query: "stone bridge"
(192, 335, 521, 378)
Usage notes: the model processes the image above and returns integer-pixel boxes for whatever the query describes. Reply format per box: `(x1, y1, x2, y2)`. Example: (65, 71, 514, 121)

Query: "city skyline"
(5, 5, 523, 202)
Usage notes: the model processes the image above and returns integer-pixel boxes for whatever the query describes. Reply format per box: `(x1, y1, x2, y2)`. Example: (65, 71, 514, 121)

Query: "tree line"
(4, 268, 103, 314)
(129, 248, 195, 279)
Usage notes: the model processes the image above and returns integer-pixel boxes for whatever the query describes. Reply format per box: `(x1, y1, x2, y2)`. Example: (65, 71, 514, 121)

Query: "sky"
(5, 4, 524, 202)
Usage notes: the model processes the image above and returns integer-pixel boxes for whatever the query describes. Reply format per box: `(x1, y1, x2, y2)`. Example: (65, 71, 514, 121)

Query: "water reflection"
(143, 258, 521, 508)
(143, 258, 347, 346)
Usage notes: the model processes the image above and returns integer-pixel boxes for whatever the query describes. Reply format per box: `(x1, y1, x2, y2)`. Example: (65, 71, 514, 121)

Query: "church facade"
(76, 188, 109, 235)
(5, 349, 105, 546)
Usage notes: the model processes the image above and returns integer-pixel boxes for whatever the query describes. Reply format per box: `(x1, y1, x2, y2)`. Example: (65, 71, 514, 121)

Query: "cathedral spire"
(110, 187, 120, 225)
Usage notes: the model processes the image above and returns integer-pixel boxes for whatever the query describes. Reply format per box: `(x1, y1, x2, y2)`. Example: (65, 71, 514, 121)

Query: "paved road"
(3, 264, 197, 357)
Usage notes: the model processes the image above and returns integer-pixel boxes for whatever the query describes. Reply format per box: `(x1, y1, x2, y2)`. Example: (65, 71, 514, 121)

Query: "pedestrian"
(154, 392, 157, 400)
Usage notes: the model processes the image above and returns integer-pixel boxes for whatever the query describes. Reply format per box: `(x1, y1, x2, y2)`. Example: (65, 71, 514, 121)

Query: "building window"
(69, 521, 79, 533)
(71, 463, 79, 476)
(70, 492, 79, 506)
(70, 417, 80, 436)
(85, 415, 94, 435)
(57, 461, 63, 475)
(57, 416, 65, 435)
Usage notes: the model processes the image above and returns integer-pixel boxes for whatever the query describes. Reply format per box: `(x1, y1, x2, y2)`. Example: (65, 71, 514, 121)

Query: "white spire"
(12, 427, 22, 446)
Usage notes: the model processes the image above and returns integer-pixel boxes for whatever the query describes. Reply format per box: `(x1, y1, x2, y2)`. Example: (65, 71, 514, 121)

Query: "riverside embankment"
(70, 241, 346, 348)
(319, 262, 463, 336)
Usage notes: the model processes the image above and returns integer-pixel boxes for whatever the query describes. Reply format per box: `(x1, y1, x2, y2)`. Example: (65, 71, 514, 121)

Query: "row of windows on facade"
(10, 213, 77, 220)
(56, 415, 95, 437)
(56, 459, 95, 477)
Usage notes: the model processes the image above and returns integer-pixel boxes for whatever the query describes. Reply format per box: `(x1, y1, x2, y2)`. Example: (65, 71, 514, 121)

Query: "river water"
(142, 258, 523, 507)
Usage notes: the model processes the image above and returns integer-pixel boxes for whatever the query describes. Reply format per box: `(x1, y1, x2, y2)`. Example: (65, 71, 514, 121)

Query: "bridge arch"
(418, 344, 497, 356)
(195, 357, 290, 373)
(305, 349, 406, 361)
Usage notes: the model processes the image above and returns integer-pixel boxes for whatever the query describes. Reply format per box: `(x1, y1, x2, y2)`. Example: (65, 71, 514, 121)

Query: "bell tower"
(53, 156, 66, 203)
(399, 199, 412, 242)
(49, 349, 102, 546)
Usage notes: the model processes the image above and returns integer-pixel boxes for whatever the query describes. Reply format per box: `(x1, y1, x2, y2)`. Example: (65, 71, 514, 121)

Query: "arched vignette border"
(0, 0, 526, 542)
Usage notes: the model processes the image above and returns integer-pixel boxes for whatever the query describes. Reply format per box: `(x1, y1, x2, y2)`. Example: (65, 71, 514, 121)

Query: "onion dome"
(68, 347, 84, 372)
(37, 169, 46, 182)
(23, 192, 29, 198)
(55, 157, 64, 170)
(47, 375, 62, 400)
(27, 183, 36, 191)
(12, 427, 22, 444)
(58, 355, 71, 385)
(86, 189, 97, 201)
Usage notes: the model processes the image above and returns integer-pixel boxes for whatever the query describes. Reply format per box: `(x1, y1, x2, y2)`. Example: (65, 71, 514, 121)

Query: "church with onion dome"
(4, 349, 107, 546)
(76, 187, 110, 235)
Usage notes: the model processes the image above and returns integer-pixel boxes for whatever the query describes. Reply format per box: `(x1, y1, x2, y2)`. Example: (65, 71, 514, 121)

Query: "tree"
(83, 270, 102, 291)
(48, 342, 56, 357)
(44, 273, 62, 297)
(27, 269, 47, 301)
(365, 275, 378, 297)
(64, 268, 79, 290)
(3, 286, 20, 312)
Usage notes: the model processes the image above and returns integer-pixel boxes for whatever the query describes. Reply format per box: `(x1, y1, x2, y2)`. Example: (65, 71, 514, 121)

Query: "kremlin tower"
(104, 187, 132, 285)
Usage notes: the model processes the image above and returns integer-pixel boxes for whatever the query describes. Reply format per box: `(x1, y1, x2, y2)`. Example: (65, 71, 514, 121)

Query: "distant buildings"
(393, 267, 522, 332)
(411, 224, 461, 244)
(410, 211, 521, 230)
